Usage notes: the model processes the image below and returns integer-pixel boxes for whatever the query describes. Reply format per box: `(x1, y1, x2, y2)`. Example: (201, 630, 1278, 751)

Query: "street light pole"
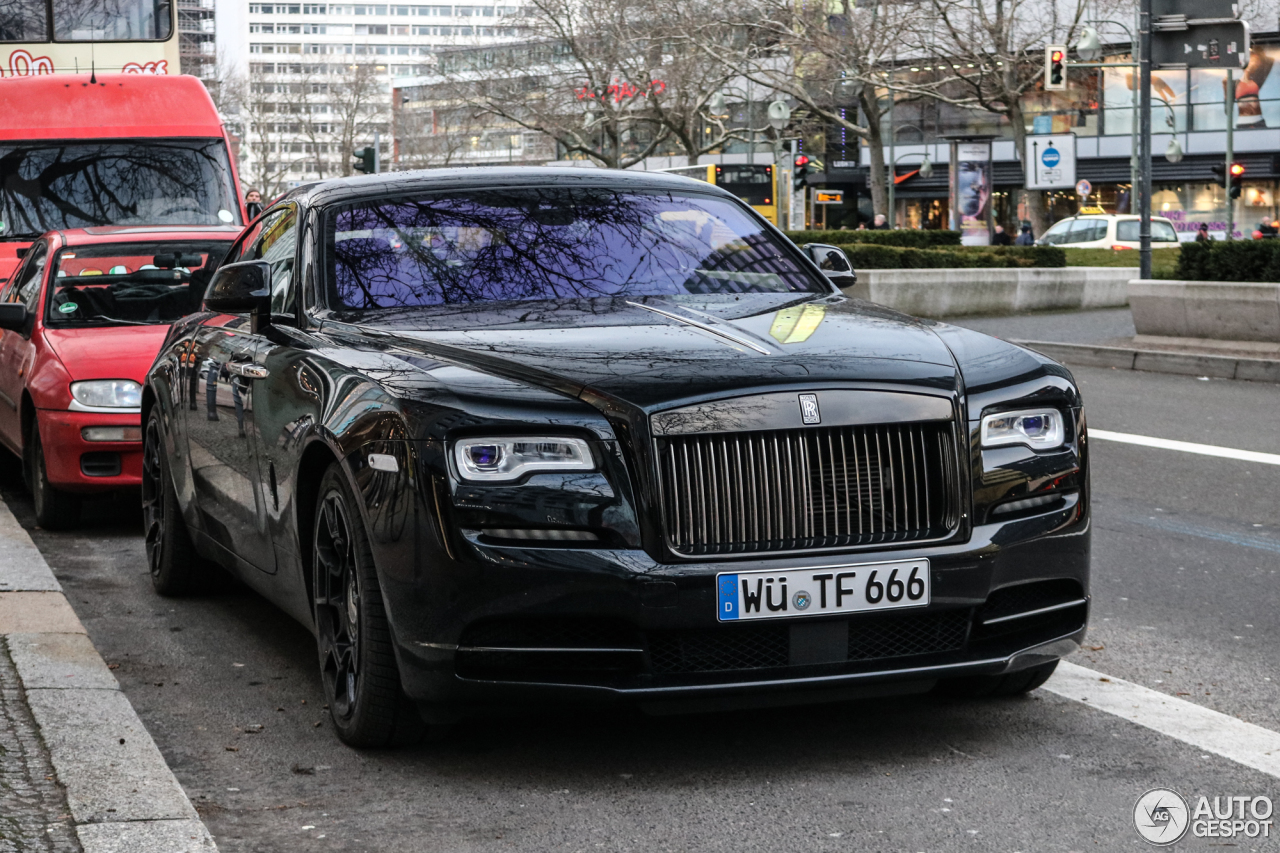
(1138, 0, 1153, 280)
(1226, 69, 1235, 239)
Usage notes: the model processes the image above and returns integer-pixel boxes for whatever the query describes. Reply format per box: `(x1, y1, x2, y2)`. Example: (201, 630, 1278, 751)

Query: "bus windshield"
(0, 139, 241, 238)
(0, 0, 171, 42)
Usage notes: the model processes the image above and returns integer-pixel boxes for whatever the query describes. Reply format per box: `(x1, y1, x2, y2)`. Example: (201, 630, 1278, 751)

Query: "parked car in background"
(1036, 214, 1181, 249)
(0, 226, 239, 528)
(143, 169, 1090, 749)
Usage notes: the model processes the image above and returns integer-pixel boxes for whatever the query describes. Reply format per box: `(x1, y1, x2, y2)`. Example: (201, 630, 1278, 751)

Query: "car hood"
(327, 294, 961, 413)
(43, 324, 170, 382)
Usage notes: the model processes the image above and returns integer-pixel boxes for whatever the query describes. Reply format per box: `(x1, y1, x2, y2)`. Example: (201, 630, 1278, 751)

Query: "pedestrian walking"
(245, 189, 263, 221)
(992, 224, 1013, 246)
(872, 214, 890, 230)
(1195, 223, 1211, 242)
(1015, 223, 1034, 245)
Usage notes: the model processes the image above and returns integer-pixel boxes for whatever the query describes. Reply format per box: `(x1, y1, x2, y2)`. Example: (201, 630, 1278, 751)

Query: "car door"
(183, 205, 300, 574)
(0, 241, 48, 454)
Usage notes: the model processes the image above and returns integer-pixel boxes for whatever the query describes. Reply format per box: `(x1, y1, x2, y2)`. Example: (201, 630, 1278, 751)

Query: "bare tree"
(897, 0, 1110, 234)
(327, 62, 390, 177)
(690, 0, 917, 218)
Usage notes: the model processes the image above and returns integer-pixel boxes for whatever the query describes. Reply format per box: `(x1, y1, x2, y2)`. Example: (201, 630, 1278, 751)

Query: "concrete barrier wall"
(842, 267, 1133, 317)
(1128, 279, 1280, 342)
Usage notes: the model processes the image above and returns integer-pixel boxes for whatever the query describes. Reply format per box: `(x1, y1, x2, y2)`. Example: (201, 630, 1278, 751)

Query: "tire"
(142, 408, 202, 596)
(27, 420, 80, 530)
(935, 660, 1059, 699)
(312, 463, 424, 749)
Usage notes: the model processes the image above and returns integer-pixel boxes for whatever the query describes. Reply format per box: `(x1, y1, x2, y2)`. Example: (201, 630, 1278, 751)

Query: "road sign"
(1152, 0, 1239, 19)
(813, 190, 844, 205)
(1025, 134, 1076, 190)
(1076, 179, 1092, 198)
(1151, 20, 1250, 68)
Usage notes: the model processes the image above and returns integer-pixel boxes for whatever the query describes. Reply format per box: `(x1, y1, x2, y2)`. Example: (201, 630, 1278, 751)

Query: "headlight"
(453, 436, 594, 482)
(70, 379, 142, 409)
(980, 408, 1065, 450)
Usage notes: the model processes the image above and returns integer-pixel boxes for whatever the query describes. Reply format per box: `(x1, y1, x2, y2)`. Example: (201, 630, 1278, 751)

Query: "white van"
(1037, 214, 1181, 249)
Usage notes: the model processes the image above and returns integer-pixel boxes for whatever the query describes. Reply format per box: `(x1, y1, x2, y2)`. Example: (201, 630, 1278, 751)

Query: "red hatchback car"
(0, 226, 239, 528)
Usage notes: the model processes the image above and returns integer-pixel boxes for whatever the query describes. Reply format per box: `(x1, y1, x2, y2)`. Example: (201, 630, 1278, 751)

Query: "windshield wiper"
(0, 233, 43, 241)
(67, 314, 154, 326)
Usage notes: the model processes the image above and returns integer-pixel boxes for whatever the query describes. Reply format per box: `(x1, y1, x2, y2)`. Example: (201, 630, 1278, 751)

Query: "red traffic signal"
(1230, 162, 1246, 178)
(794, 154, 810, 167)
(1050, 49, 1064, 63)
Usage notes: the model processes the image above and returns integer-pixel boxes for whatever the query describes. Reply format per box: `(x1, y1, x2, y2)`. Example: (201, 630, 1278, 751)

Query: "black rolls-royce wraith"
(142, 168, 1089, 747)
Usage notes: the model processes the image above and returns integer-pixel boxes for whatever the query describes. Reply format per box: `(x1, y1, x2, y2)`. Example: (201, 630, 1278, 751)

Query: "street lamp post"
(887, 142, 934, 230)
(768, 98, 791, 228)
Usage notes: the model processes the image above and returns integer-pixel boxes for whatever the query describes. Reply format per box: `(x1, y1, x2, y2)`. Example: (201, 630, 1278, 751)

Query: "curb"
(0, 500, 217, 852)
(1013, 339, 1280, 384)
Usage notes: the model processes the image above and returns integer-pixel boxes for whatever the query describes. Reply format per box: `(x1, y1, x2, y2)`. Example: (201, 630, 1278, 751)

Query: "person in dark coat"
(1015, 223, 1035, 245)
(992, 224, 1013, 246)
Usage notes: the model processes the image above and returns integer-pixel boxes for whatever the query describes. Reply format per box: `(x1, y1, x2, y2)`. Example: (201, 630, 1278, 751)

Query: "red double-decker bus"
(0, 73, 245, 280)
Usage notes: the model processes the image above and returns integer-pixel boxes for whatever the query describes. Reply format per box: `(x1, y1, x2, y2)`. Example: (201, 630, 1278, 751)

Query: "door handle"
(227, 363, 269, 380)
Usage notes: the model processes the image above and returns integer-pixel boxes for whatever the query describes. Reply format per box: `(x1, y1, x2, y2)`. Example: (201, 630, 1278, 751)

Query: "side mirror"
(204, 259, 271, 315)
(0, 303, 27, 332)
(802, 243, 857, 287)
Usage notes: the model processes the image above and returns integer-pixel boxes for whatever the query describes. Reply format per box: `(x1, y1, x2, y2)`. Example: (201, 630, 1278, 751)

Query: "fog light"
(484, 529, 600, 542)
(81, 426, 142, 442)
(991, 493, 1061, 516)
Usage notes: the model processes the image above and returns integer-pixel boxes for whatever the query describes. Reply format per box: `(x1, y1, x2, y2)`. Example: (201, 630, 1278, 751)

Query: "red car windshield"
(46, 241, 233, 327)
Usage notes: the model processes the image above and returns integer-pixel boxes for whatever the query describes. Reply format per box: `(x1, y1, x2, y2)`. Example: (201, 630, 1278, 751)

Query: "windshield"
(324, 188, 823, 310)
(0, 139, 240, 239)
(46, 240, 232, 327)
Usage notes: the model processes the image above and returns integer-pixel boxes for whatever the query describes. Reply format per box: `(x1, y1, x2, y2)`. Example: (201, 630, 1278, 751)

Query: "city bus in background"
(0, 74, 244, 281)
(0, 0, 177, 76)
(659, 164, 779, 226)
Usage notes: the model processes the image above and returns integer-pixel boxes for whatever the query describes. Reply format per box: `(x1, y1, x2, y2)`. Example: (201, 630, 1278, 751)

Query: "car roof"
(279, 166, 740, 208)
(1057, 214, 1175, 224)
(50, 226, 243, 247)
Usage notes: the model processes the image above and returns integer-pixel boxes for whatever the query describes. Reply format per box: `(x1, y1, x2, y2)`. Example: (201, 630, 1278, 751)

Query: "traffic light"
(1213, 162, 1246, 199)
(352, 146, 377, 174)
(1230, 162, 1246, 199)
(1045, 45, 1067, 90)
(794, 154, 810, 191)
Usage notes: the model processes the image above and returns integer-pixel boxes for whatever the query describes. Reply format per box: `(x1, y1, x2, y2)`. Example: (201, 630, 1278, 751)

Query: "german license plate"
(716, 559, 930, 622)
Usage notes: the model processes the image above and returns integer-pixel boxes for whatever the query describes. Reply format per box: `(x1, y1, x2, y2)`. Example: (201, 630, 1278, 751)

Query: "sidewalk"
(946, 307, 1280, 383)
(0, 502, 216, 853)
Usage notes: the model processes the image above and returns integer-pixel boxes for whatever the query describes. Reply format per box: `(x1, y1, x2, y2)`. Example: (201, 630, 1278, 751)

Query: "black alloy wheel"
(142, 408, 201, 596)
(27, 421, 80, 530)
(313, 463, 423, 748)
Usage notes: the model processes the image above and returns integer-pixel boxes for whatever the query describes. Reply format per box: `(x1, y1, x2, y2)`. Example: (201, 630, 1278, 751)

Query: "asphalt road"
(5, 337, 1280, 852)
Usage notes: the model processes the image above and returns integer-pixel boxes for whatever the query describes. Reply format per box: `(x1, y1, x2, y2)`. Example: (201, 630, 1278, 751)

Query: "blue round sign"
(1041, 146, 1061, 167)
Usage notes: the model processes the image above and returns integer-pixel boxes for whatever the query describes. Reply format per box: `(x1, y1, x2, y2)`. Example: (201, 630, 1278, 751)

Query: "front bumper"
(378, 493, 1090, 716)
(38, 410, 142, 492)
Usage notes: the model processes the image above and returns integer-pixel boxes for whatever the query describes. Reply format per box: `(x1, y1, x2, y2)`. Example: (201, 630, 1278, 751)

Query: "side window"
(1040, 220, 1072, 245)
(14, 242, 48, 313)
(244, 206, 299, 317)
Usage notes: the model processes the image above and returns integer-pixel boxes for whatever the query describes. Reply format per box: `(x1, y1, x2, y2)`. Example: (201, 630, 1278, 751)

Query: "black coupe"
(142, 168, 1089, 747)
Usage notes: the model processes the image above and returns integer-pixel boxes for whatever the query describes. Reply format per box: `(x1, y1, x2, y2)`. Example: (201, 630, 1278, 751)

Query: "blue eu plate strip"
(717, 574, 739, 620)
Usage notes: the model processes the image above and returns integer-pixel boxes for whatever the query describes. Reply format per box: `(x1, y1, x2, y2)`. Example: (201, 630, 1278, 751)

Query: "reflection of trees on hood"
(0, 141, 231, 234)
(331, 188, 815, 309)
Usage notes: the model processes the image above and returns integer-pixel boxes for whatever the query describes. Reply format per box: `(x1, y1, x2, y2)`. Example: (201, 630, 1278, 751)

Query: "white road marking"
(1044, 662, 1280, 779)
(1090, 429, 1280, 466)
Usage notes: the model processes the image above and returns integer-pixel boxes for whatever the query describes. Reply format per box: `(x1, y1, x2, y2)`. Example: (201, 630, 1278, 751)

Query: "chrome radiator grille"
(657, 422, 960, 556)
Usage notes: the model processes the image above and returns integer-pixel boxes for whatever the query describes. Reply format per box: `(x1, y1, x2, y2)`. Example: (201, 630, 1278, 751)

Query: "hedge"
(837, 243, 1024, 269)
(1175, 239, 1280, 282)
(785, 229, 962, 248)
(955, 245, 1068, 268)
